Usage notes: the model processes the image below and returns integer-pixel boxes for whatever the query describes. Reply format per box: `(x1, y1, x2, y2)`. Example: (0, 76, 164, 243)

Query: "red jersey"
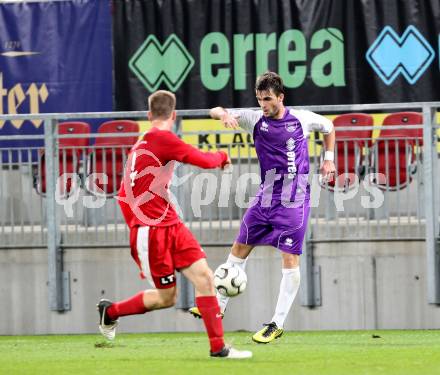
(118, 127, 228, 228)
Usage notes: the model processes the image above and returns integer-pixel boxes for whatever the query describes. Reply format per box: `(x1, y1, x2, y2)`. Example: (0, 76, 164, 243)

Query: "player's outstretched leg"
(216, 253, 247, 312)
(188, 252, 248, 319)
(97, 299, 119, 341)
(196, 296, 252, 359)
(97, 291, 150, 341)
(252, 266, 300, 343)
(183, 258, 252, 359)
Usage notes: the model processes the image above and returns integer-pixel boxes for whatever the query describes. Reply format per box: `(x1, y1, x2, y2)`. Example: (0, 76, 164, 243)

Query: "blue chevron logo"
(366, 26, 435, 85)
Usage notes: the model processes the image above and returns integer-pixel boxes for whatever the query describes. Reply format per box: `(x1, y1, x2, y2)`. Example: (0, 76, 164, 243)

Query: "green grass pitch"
(1, 330, 439, 375)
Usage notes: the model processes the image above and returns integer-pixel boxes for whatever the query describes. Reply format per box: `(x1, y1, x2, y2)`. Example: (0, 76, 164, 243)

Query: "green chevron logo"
(129, 34, 194, 92)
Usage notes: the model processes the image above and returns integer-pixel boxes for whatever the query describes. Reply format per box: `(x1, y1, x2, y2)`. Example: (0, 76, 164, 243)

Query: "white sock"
(271, 267, 300, 328)
(216, 253, 247, 313)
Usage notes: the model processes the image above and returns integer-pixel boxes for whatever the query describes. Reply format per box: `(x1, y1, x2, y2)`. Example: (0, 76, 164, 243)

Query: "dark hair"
(147, 90, 176, 120)
(255, 71, 285, 96)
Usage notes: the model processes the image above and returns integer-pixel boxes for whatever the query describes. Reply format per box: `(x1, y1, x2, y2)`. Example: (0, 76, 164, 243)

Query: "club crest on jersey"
(286, 138, 295, 151)
(260, 121, 269, 132)
(285, 121, 298, 132)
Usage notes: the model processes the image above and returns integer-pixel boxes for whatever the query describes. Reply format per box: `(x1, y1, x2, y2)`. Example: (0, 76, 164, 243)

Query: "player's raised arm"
(210, 107, 240, 129)
(167, 132, 231, 170)
(210, 106, 261, 135)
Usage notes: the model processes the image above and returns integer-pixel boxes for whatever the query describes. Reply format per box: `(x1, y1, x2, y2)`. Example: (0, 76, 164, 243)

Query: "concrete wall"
(1, 240, 439, 335)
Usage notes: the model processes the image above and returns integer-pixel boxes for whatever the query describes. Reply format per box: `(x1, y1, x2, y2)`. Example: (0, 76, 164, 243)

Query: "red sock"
(107, 291, 148, 320)
(196, 296, 225, 353)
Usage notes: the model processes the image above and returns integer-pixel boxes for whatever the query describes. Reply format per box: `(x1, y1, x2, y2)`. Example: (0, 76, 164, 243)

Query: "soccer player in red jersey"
(96, 90, 252, 359)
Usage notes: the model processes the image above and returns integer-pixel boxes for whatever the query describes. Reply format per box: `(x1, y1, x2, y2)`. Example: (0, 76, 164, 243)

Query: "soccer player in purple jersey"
(189, 71, 336, 343)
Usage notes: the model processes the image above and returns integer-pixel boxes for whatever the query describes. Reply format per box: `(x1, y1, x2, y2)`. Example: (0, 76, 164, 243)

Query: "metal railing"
(1, 118, 436, 247)
(0, 102, 439, 308)
(308, 131, 428, 242)
(2, 136, 433, 244)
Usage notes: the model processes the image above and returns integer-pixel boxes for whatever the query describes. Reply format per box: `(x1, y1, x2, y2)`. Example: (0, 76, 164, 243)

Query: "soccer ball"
(214, 263, 247, 297)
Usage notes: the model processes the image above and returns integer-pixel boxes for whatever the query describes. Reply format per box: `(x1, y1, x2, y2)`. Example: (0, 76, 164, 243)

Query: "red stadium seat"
(371, 112, 423, 191)
(321, 113, 373, 192)
(35, 121, 90, 197)
(87, 120, 139, 196)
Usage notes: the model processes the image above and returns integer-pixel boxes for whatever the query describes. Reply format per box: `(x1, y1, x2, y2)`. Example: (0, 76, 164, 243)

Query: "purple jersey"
(232, 107, 333, 252)
(231, 108, 333, 203)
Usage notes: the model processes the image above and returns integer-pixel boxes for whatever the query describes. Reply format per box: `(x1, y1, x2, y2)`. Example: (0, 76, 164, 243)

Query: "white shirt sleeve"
(290, 109, 334, 138)
(228, 109, 262, 134)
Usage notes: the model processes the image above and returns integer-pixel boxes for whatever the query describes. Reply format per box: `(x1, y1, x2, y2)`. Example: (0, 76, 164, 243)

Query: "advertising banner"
(113, 0, 440, 110)
(0, 0, 113, 161)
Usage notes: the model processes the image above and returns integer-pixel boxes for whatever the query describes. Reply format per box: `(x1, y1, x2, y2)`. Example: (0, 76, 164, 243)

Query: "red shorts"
(129, 222, 206, 289)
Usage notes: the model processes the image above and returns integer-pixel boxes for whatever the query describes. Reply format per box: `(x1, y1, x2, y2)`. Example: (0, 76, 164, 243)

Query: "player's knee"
(231, 242, 252, 259)
(159, 288, 177, 308)
(163, 295, 177, 308)
(195, 268, 215, 293)
(282, 254, 300, 268)
(201, 267, 214, 286)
